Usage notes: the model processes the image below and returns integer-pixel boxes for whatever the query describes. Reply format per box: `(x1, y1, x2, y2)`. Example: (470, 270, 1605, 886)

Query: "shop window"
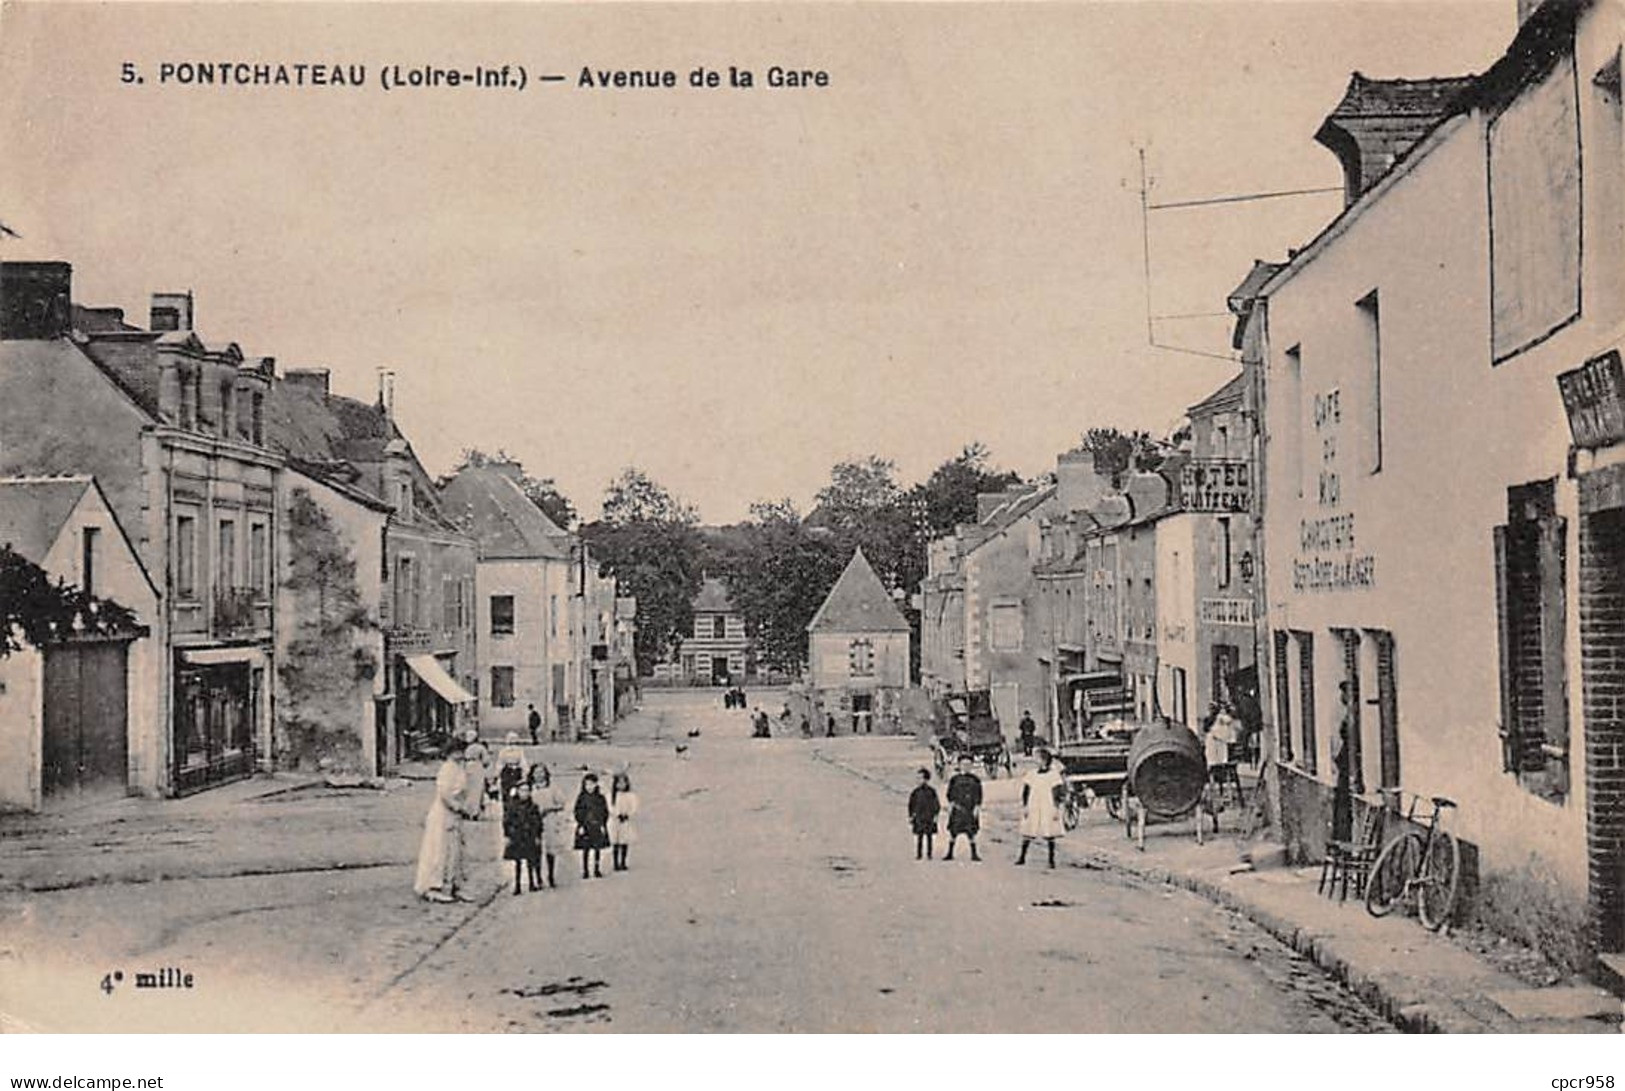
(1493, 479, 1569, 798)
(491, 594, 515, 636)
(491, 666, 515, 708)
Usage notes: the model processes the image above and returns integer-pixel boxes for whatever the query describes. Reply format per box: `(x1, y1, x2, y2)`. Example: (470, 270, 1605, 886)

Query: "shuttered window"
(1493, 480, 1569, 799)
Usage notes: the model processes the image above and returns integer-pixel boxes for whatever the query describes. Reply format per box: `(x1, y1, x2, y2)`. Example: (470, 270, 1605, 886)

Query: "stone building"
(805, 549, 911, 734)
(657, 577, 751, 684)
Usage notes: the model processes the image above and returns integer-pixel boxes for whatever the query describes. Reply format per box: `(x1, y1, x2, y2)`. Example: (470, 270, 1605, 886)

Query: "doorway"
(1581, 502, 1625, 954)
(42, 639, 129, 799)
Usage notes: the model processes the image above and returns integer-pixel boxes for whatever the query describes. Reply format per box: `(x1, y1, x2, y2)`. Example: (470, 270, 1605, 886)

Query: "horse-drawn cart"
(930, 691, 1014, 779)
(1055, 722, 1135, 826)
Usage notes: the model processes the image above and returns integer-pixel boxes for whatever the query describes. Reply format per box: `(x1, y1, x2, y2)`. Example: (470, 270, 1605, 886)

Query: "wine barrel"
(1126, 719, 1207, 817)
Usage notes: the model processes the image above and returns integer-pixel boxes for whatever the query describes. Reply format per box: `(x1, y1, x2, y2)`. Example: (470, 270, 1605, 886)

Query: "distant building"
(656, 577, 750, 684)
(0, 475, 159, 810)
(806, 549, 910, 733)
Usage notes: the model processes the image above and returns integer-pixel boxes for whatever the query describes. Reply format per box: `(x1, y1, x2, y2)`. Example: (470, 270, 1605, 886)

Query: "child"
(609, 772, 640, 872)
(908, 768, 941, 860)
(529, 764, 566, 888)
(502, 783, 543, 894)
(944, 755, 983, 862)
(497, 731, 528, 802)
(574, 773, 611, 879)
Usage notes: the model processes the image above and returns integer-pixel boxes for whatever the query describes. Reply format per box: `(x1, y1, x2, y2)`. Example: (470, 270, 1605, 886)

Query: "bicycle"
(1363, 792, 1460, 931)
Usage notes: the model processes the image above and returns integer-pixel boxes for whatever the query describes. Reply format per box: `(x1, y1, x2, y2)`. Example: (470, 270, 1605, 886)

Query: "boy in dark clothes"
(502, 783, 544, 894)
(908, 768, 941, 859)
(944, 755, 983, 862)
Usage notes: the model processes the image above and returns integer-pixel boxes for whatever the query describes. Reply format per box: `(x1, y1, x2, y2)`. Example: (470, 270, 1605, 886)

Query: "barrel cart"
(1121, 718, 1217, 850)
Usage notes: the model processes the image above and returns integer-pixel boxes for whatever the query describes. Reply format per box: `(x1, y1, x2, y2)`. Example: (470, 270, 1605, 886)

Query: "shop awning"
(1061, 669, 1123, 688)
(180, 646, 266, 667)
(404, 654, 476, 705)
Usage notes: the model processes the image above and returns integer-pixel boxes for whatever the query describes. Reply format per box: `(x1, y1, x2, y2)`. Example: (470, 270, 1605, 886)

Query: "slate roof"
(1323, 73, 1477, 120)
(438, 465, 571, 561)
(964, 484, 1057, 551)
(0, 475, 92, 563)
(692, 577, 736, 615)
(806, 549, 909, 634)
(1188, 372, 1247, 418)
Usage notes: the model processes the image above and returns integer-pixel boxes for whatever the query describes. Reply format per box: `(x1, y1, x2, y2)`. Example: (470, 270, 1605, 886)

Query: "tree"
(0, 546, 141, 657)
(714, 504, 845, 675)
(449, 448, 576, 529)
(911, 441, 1024, 539)
(602, 466, 699, 526)
(1076, 427, 1166, 487)
(581, 468, 703, 676)
(276, 489, 378, 773)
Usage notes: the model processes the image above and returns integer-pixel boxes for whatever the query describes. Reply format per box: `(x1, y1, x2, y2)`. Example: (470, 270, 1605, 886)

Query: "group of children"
(907, 748, 1068, 867)
(495, 734, 640, 895)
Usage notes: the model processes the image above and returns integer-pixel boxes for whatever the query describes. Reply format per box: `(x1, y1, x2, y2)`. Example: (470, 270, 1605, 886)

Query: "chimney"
(1, 261, 72, 340)
(377, 368, 396, 420)
(1314, 74, 1475, 205)
(149, 291, 193, 332)
(284, 367, 331, 399)
(1056, 451, 1109, 515)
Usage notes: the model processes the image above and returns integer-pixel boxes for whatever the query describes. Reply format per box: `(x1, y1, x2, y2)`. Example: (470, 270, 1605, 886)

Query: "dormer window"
(395, 480, 414, 520)
(179, 369, 199, 429)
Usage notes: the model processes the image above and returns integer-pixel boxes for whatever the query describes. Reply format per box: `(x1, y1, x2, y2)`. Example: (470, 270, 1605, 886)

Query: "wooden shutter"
(1538, 516, 1570, 794)
(1494, 524, 1518, 772)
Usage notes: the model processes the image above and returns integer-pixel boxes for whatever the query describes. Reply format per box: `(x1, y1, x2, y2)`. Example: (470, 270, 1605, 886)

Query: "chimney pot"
(149, 291, 193, 332)
(284, 367, 331, 398)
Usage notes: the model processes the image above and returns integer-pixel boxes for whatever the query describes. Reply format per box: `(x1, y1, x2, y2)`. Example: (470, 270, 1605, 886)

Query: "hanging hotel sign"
(1557, 349, 1625, 449)
(1179, 459, 1252, 513)
(1199, 598, 1254, 626)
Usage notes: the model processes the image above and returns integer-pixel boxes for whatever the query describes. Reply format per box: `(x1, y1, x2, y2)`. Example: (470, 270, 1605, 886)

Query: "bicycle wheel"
(1365, 831, 1422, 918)
(1417, 830, 1461, 932)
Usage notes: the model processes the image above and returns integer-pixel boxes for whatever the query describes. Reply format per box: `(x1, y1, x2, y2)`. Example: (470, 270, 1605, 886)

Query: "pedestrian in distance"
(497, 732, 528, 802)
(1331, 683, 1356, 843)
(527, 703, 542, 745)
(825, 713, 836, 738)
(574, 773, 611, 879)
(1017, 747, 1066, 868)
(908, 768, 941, 860)
(414, 736, 476, 903)
(944, 754, 983, 862)
(609, 771, 639, 872)
(800, 715, 811, 738)
(1018, 710, 1038, 757)
(529, 764, 567, 888)
(503, 782, 544, 894)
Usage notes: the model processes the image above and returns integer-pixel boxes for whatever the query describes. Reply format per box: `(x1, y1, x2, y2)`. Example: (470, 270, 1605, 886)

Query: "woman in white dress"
(414, 739, 474, 902)
(1017, 747, 1066, 869)
(609, 771, 640, 872)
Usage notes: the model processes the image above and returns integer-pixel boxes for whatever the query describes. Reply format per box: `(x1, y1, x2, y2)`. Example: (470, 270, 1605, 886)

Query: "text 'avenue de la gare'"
(121, 61, 831, 92)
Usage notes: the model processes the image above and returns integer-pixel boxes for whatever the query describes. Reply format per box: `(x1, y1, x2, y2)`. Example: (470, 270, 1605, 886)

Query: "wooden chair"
(1318, 802, 1385, 902)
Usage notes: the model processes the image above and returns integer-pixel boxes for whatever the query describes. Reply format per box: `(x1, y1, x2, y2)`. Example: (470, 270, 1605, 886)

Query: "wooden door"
(42, 641, 129, 797)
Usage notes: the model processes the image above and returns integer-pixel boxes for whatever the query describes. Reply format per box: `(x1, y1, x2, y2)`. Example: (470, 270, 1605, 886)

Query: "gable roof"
(1188, 372, 1247, 418)
(963, 484, 1057, 552)
(693, 577, 736, 614)
(807, 549, 909, 634)
(438, 465, 572, 561)
(0, 475, 93, 563)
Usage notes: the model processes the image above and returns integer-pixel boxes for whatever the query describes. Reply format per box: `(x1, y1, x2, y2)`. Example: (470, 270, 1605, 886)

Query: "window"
(1493, 480, 1569, 798)
(490, 666, 516, 708)
(1294, 630, 1317, 774)
(1368, 629, 1400, 791)
(395, 555, 416, 628)
(1357, 291, 1383, 474)
(1273, 630, 1294, 763)
(250, 392, 264, 445)
(219, 380, 234, 438)
(991, 602, 1022, 651)
(1283, 345, 1303, 499)
(249, 521, 268, 596)
(81, 526, 99, 596)
(175, 513, 197, 599)
(394, 480, 414, 521)
(491, 594, 515, 636)
(1216, 423, 1230, 459)
(713, 616, 726, 640)
(218, 519, 237, 589)
(442, 577, 457, 630)
(179, 371, 198, 430)
(1217, 517, 1233, 589)
(849, 638, 875, 677)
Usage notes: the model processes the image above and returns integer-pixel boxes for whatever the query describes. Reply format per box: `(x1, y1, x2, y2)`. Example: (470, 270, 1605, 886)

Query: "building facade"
(657, 577, 751, 684)
(1253, 0, 1625, 959)
(805, 549, 911, 733)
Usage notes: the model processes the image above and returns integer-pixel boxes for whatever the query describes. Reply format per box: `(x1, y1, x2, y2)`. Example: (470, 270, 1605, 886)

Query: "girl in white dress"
(609, 771, 640, 872)
(1017, 747, 1067, 869)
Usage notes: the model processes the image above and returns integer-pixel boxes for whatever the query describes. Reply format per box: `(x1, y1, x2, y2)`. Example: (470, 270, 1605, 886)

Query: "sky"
(0, 1, 1516, 522)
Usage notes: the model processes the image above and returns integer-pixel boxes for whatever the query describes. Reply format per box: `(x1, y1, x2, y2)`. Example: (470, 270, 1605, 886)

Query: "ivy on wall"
(0, 545, 142, 656)
(276, 488, 378, 772)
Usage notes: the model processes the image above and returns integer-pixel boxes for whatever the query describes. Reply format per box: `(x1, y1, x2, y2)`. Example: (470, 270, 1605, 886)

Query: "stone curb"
(810, 746, 1466, 1033)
